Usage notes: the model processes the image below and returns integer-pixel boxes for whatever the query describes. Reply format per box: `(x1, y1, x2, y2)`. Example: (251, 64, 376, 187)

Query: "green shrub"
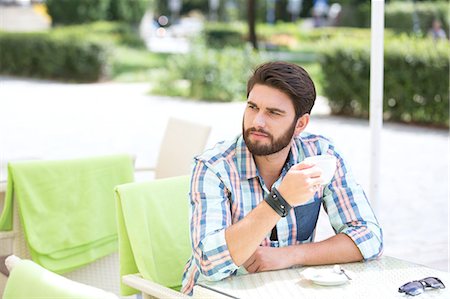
(203, 23, 245, 49)
(52, 21, 145, 48)
(46, 0, 111, 25)
(0, 31, 110, 82)
(152, 45, 262, 102)
(338, 1, 448, 35)
(337, 1, 448, 35)
(318, 36, 449, 127)
(46, 0, 151, 25)
(385, 1, 448, 36)
(337, 3, 371, 28)
(107, 0, 151, 24)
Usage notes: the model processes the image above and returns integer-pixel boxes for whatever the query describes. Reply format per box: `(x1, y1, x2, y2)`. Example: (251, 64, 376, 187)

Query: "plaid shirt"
(181, 132, 383, 294)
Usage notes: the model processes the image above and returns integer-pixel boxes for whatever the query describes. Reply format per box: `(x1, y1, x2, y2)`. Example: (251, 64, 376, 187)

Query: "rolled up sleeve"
(323, 146, 383, 260)
(190, 160, 239, 281)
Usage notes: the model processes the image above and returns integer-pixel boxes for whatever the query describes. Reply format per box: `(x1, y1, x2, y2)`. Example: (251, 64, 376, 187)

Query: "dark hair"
(246, 61, 316, 119)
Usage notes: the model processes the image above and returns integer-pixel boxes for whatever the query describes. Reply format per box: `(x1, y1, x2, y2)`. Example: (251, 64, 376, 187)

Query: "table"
(193, 256, 449, 299)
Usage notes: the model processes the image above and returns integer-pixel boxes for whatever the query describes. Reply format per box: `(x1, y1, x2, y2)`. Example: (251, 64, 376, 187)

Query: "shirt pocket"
(294, 199, 322, 241)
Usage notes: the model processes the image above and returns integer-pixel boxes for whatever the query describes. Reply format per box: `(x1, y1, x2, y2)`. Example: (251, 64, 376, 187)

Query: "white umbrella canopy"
(369, 0, 385, 213)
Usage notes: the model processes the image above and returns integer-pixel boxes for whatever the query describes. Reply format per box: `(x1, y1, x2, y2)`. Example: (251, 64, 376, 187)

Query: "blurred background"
(0, 0, 449, 274)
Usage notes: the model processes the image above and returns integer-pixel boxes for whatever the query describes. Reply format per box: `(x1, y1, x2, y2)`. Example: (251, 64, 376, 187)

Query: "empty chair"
(115, 176, 191, 298)
(3, 255, 118, 299)
(136, 117, 211, 179)
(0, 154, 135, 296)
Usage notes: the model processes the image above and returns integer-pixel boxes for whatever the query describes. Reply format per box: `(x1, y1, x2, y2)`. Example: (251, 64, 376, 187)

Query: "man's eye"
(270, 111, 281, 115)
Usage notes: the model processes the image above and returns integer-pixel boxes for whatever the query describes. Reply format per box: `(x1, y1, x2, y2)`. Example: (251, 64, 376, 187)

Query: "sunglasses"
(398, 277, 445, 296)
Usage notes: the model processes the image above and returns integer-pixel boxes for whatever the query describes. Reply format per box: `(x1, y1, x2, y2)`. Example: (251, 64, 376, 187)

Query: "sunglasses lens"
(399, 281, 424, 296)
(422, 277, 446, 289)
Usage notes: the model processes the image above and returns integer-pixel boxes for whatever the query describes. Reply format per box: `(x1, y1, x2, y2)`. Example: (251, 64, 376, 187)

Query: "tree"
(247, 0, 258, 50)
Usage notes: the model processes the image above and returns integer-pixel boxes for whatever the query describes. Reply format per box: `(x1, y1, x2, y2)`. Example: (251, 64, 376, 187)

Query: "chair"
(115, 176, 191, 298)
(0, 154, 135, 297)
(3, 255, 118, 299)
(135, 117, 211, 180)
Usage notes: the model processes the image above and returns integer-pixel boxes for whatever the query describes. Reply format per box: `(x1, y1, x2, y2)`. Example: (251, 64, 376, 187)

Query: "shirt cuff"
(196, 228, 240, 281)
(341, 226, 383, 260)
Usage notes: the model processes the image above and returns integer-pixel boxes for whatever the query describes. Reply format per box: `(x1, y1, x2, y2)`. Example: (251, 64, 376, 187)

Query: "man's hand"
(277, 162, 323, 207)
(243, 246, 293, 273)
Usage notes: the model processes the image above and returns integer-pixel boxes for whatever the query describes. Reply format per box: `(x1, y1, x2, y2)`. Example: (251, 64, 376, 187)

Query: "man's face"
(243, 84, 299, 156)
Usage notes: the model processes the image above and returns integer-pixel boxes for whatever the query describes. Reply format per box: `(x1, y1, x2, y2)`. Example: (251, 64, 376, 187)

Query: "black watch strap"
(264, 187, 292, 217)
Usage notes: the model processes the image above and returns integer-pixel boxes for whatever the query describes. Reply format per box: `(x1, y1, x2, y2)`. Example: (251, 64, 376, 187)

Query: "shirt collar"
(236, 135, 300, 181)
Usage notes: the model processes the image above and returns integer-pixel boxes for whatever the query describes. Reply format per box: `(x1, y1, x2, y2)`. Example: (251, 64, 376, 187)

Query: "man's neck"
(254, 145, 291, 189)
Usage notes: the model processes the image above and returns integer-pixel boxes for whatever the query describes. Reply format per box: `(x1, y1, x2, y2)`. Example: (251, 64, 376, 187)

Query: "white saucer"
(301, 267, 352, 286)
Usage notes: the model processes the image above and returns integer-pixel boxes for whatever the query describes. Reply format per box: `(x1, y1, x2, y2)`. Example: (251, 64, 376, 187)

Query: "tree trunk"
(247, 0, 258, 50)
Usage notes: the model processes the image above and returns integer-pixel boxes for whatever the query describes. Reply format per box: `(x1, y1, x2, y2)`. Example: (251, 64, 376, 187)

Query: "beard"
(243, 119, 297, 156)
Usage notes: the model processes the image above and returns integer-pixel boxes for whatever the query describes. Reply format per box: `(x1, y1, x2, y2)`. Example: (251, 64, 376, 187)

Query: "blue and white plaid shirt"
(181, 132, 383, 294)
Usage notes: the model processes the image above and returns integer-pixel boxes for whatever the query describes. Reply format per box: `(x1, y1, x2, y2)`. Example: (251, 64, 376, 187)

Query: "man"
(181, 61, 383, 295)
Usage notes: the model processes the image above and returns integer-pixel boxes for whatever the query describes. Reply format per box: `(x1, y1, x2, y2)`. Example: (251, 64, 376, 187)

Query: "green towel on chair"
(3, 258, 118, 299)
(0, 154, 134, 273)
(115, 176, 191, 296)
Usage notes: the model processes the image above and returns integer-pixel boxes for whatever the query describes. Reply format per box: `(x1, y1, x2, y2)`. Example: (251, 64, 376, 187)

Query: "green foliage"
(46, 0, 151, 25)
(338, 0, 448, 35)
(0, 21, 156, 82)
(107, 0, 151, 24)
(318, 35, 449, 127)
(385, 1, 449, 36)
(46, 0, 111, 25)
(152, 45, 263, 102)
(0, 31, 110, 82)
(111, 47, 170, 81)
(203, 23, 245, 48)
(52, 21, 146, 48)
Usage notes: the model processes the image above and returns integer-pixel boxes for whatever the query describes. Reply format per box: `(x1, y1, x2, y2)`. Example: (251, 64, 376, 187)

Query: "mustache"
(246, 127, 272, 137)
(247, 128, 270, 135)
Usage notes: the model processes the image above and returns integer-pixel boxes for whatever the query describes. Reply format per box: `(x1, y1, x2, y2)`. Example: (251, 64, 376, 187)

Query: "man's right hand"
(277, 162, 323, 207)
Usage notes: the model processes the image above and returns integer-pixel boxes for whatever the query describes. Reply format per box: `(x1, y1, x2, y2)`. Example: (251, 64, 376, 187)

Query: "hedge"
(385, 1, 449, 36)
(152, 44, 263, 102)
(338, 1, 448, 36)
(51, 21, 146, 48)
(318, 35, 449, 127)
(46, 0, 151, 25)
(0, 31, 110, 82)
(108, 0, 151, 24)
(203, 23, 245, 49)
(46, 0, 111, 25)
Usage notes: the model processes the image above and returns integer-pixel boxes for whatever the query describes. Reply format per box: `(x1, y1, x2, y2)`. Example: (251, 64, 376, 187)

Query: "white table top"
(193, 256, 449, 299)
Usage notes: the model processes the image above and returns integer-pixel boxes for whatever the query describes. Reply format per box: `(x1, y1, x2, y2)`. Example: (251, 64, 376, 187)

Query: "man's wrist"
(264, 187, 292, 217)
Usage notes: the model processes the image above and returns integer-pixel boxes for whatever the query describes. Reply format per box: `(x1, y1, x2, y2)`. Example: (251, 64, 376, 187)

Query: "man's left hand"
(243, 246, 293, 273)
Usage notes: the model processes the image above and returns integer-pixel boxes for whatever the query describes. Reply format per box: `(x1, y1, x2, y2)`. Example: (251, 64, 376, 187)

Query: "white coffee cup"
(303, 155, 337, 185)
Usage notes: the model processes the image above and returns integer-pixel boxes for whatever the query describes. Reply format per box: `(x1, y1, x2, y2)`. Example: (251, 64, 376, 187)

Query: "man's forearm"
(225, 200, 280, 266)
(288, 233, 363, 266)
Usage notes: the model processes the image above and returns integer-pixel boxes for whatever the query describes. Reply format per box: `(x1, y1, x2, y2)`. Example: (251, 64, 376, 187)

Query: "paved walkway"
(0, 5, 50, 32)
(0, 77, 448, 272)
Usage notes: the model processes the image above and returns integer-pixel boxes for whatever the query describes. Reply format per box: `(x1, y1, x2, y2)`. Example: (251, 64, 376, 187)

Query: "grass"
(110, 46, 171, 82)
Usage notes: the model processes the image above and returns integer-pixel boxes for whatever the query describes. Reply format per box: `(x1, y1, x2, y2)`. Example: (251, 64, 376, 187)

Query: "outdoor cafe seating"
(0, 124, 448, 298)
(0, 116, 211, 297)
(0, 154, 135, 295)
(2, 255, 118, 299)
(115, 175, 191, 298)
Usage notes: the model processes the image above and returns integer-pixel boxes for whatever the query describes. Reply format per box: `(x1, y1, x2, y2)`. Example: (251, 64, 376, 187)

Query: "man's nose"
(253, 112, 266, 128)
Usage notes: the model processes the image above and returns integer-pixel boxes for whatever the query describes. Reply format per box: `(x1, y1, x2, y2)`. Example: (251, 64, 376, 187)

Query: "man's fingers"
(291, 161, 314, 170)
(246, 261, 258, 273)
(243, 254, 255, 270)
(309, 177, 325, 186)
(290, 165, 322, 178)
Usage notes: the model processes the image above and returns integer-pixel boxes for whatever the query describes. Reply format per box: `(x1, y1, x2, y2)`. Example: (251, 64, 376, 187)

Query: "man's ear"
(294, 114, 310, 135)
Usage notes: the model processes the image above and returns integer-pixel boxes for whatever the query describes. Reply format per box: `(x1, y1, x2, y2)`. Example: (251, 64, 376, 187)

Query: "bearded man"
(181, 61, 383, 295)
